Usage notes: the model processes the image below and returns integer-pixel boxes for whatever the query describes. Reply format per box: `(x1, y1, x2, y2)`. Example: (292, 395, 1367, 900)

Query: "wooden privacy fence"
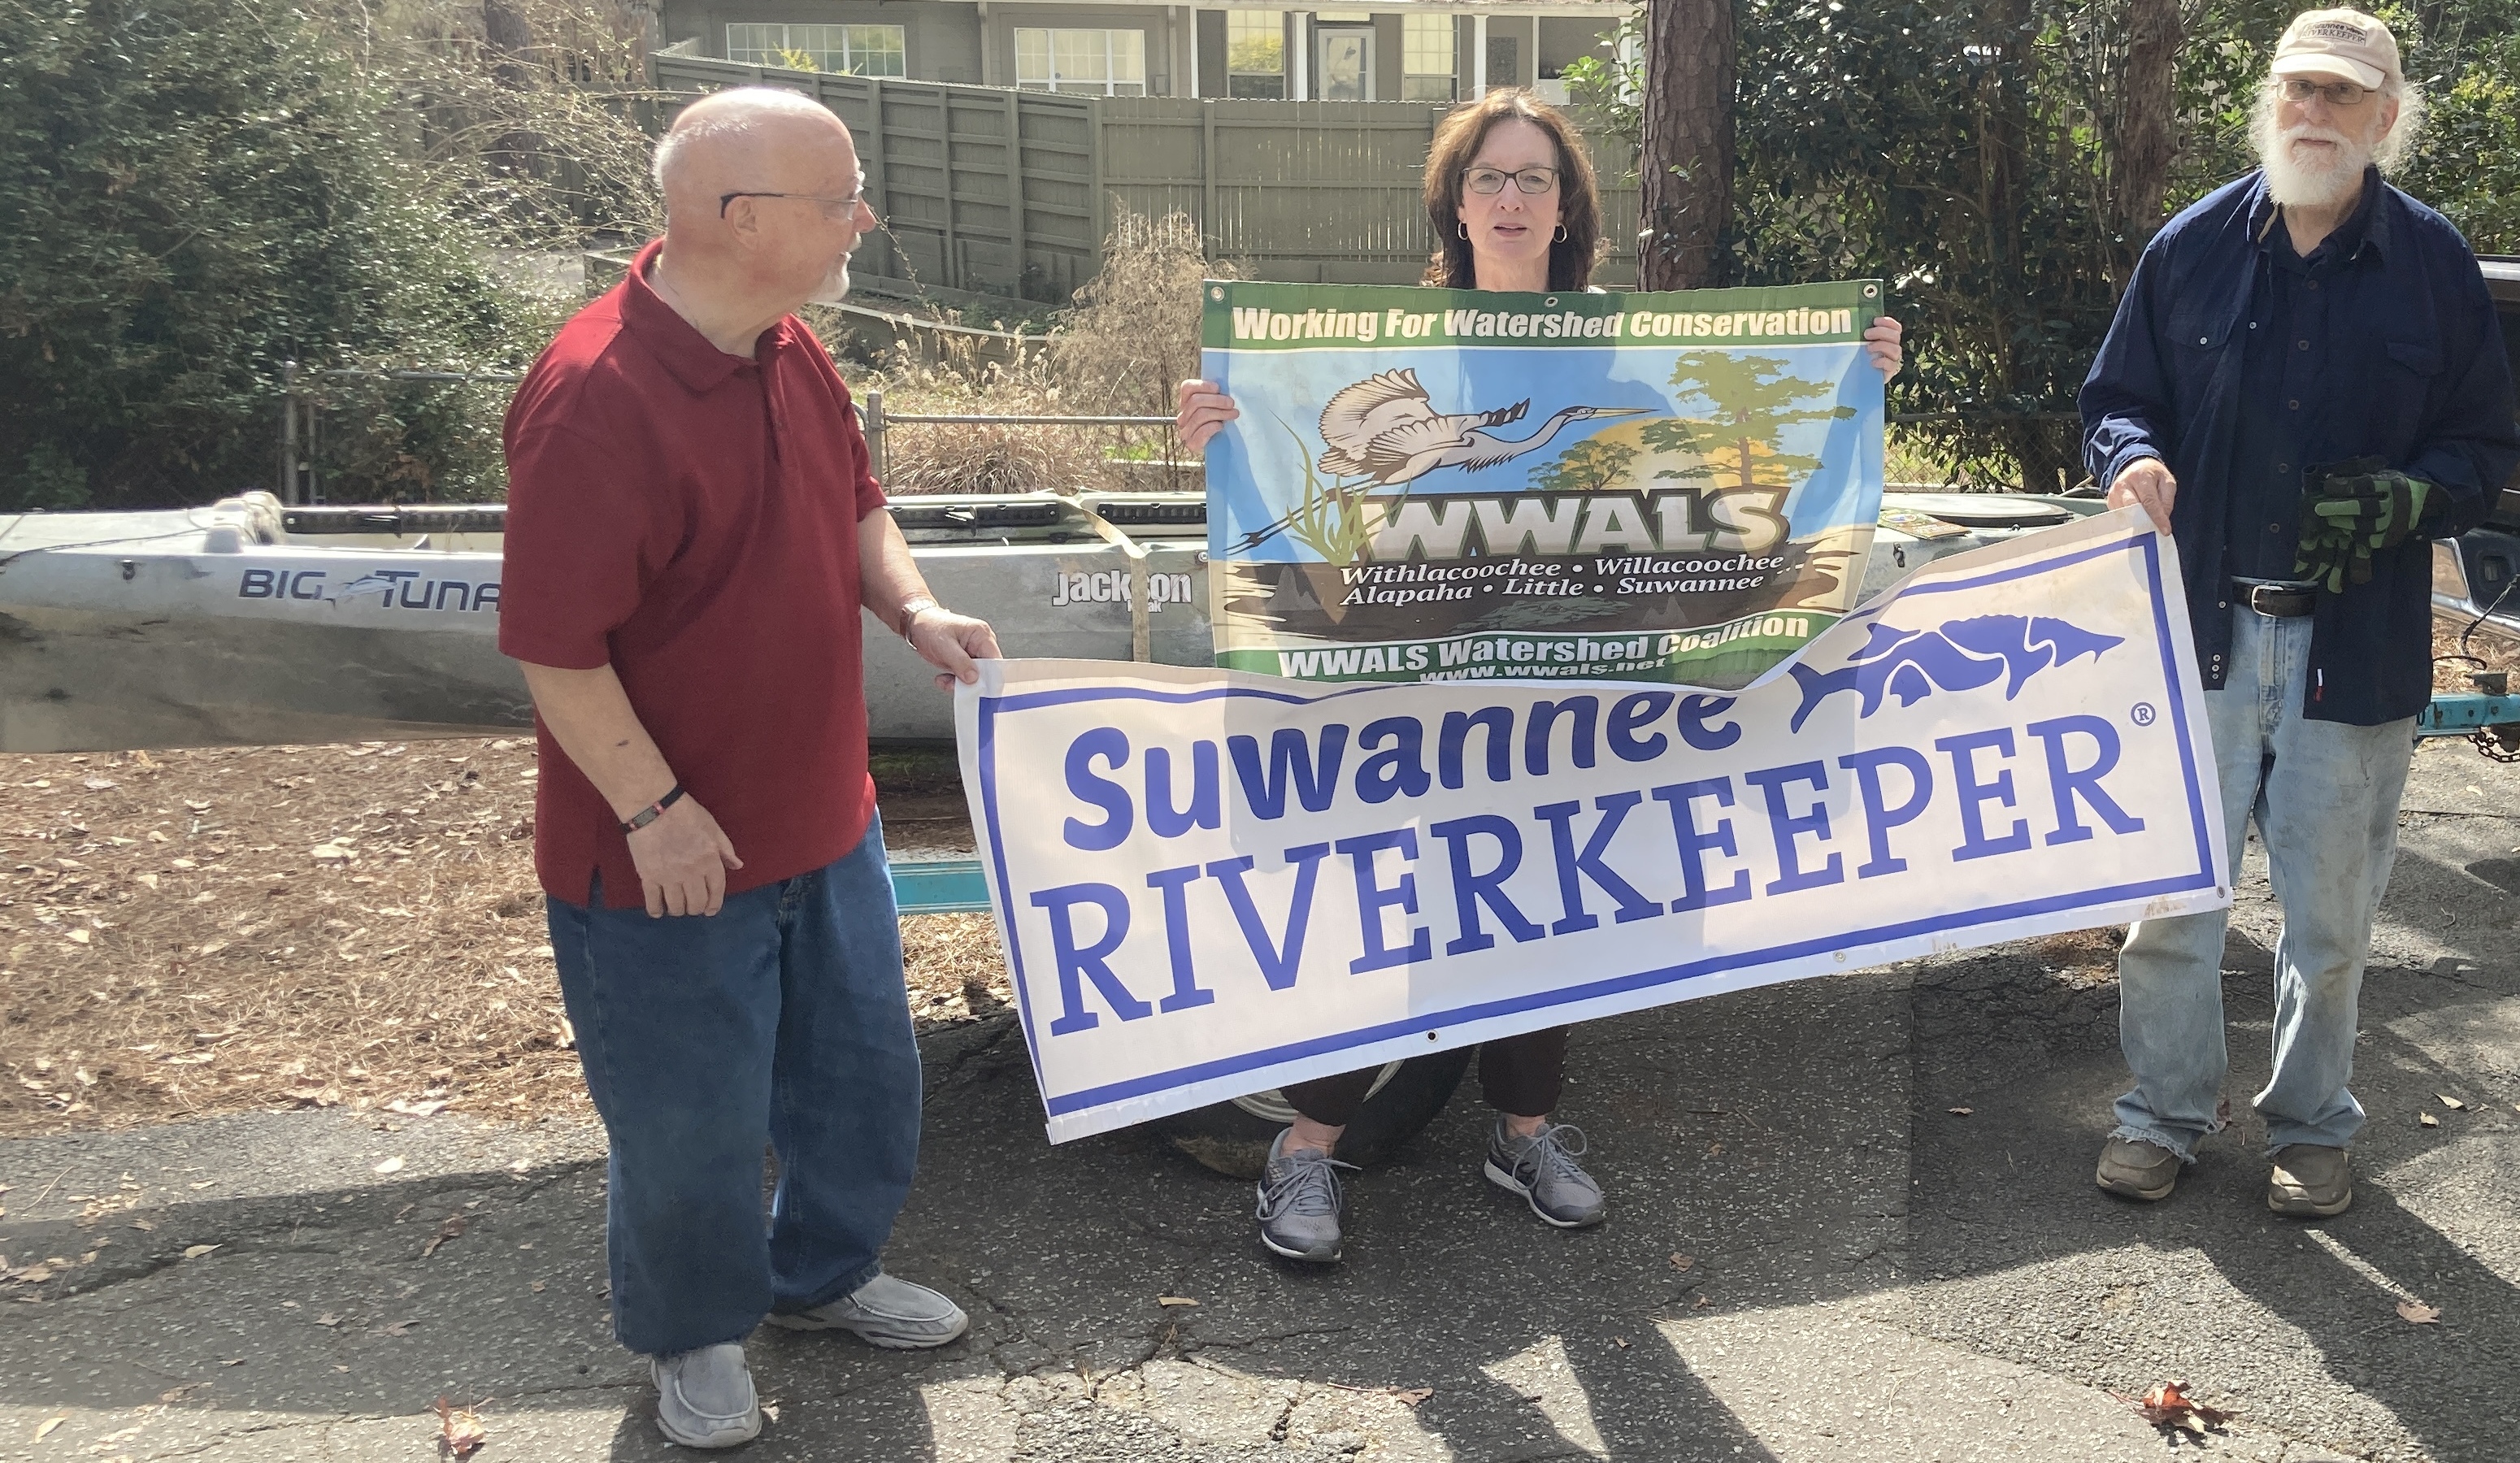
(653, 54, 1640, 301)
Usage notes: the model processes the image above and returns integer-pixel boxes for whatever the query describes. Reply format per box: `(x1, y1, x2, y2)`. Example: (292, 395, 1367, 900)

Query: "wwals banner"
(1202, 278, 1886, 688)
(960, 510, 2227, 1142)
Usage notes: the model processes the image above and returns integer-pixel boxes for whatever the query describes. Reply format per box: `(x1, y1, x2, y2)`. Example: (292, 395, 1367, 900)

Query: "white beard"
(2255, 119, 2374, 209)
(807, 253, 854, 306)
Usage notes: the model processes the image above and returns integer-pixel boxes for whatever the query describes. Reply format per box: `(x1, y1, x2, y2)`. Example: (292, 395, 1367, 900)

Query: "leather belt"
(2236, 582, 2317, 618)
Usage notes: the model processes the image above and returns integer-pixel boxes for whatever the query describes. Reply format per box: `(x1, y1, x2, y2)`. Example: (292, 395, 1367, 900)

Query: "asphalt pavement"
(3, 736, 2516, 1462)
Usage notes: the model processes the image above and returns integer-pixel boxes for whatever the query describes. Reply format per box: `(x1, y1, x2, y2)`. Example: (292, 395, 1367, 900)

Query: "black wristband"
(621, 783, 686, 835)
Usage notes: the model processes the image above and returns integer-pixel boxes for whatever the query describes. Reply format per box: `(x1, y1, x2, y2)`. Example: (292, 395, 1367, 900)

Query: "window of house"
(726, 23, 906, 76)
(1225, 11, 1285, 99)
(1014, 28, 1147, 95)
(1401, 14, 1455, 102)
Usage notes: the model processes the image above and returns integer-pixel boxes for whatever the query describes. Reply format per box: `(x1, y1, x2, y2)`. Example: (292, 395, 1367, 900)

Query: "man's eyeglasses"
(1462, 166, 1560, 197)
(718, 189, 867, 219)
(2279, 78, 2374, 107)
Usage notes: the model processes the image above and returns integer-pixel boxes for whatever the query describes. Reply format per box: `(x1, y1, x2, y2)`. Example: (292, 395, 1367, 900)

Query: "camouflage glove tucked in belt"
(2291, 457, 2435, 593)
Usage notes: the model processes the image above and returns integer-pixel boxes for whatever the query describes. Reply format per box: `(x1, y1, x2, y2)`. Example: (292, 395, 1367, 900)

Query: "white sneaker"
(651, 1342, 761, 1449)
(766, 1271, 969, 1349)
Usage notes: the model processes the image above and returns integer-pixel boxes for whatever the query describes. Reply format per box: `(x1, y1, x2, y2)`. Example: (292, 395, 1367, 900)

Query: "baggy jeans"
(2112, 607, 2413, 1160)
(547, 815, 921, 1357)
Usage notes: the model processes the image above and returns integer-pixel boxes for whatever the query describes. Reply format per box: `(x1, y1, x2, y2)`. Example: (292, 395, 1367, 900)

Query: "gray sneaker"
(1485, 1119, 1605, 1228)
(2096, 1135, 2182, 1201)
(1255, 1128, 1358, 1262)
(767, 1272, 969, 1348)
(2267, 1144, 2352, 1218)
(652, 1342, 761, 1449)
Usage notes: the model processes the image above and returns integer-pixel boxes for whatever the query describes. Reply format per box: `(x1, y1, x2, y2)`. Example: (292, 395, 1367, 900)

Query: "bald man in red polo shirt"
(498, 88, 999, 1451)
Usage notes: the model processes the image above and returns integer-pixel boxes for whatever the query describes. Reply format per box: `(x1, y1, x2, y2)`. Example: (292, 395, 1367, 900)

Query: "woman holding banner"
(1175, 88, 1905, 1263)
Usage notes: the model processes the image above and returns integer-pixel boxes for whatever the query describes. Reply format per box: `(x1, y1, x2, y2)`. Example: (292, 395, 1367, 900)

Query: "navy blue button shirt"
(2082, 167, 2520, 724)
(2225, 175, 2379, 580)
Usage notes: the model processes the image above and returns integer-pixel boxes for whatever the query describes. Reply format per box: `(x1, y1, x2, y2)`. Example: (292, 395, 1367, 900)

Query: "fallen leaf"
(1692, 1294, 1714, 1309)
(373, 1156, 406, 1174)
(530, 1281, 545, 1293)
(386, 1100, 449, 1118)
(2436, 1094, 2468, 1111)
(65, 929, 90, 944)
(13, 1265, 53, 1283)
(1668, 1252, 1695, 1271)
(136, 874, 159, 890)
(1613, 1335, 1630, 1348)
(759, 1399, 781, 1424)
(372, 1318, 417, 1337)
(421, 1213, 468, 1258)
(435, 1396, 488, 1459)
(1946, 1105, 1974, 1117)
(2116, 1381, 2232, 1434)
(2419, 1113, 2440, 1127)
(83, 778, 117, 790)
(159, 1382, 207, 1403)
(1393, 1387, 1433, 1408)
(182, 1244, 219, 1260)
(1156, 1296, 1199, 1308)
(33, 1414, 66, 1440)
(130, 1220, 154, 1231)
(2397, 1300, 2441, 1325)
(315, 1312, 340, 1326)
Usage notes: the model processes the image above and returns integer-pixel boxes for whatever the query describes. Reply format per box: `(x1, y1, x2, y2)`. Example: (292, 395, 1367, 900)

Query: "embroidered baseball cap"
(2270, 8, 2401, 90)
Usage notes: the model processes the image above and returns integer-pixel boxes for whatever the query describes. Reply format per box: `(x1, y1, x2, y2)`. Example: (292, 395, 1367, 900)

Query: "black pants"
(1280, 1027, 1568, 1127)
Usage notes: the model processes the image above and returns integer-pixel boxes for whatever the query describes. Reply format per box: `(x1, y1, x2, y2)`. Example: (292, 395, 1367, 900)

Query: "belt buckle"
(2245, 583, 2306, 616)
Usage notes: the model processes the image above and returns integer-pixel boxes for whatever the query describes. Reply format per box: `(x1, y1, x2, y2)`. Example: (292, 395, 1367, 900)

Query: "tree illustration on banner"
(1645, 352, 1854, 490)
(1533, 435, 1640, 494)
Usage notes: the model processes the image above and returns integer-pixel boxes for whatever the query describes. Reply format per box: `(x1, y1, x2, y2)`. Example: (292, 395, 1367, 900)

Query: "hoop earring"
(1553, 224, 1568, 242)
(1458, 221, 1469, 240)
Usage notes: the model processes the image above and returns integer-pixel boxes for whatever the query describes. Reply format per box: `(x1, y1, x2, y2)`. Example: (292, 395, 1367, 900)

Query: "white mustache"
(2281, 122, 2353, 150)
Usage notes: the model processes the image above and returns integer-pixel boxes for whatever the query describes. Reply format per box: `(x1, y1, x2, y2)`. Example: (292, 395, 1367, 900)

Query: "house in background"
(654, 2, 1635, 105)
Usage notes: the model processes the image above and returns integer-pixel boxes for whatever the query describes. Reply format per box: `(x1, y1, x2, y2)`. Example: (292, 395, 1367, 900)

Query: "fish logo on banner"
(1787, 615, 2124, 730)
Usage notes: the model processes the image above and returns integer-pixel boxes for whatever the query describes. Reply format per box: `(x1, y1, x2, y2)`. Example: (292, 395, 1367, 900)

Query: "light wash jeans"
(546, 815, 922, 1357)
(2112, 606, 2414, 1160)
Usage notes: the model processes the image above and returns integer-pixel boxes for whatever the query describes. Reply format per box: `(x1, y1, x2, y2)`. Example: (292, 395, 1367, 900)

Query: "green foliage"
(0, 0, 655, 511)
(1534, 436, 1640, 494)
(1579, 0, 2520, 488)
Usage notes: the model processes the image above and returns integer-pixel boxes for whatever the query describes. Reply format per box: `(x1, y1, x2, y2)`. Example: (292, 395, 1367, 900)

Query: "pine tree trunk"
(1638, 0, 1736, 290)
(2109, 0, 2182, 284)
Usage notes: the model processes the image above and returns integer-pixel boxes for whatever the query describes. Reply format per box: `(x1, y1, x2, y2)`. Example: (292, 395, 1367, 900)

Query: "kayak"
(0, 488, 2098, 753)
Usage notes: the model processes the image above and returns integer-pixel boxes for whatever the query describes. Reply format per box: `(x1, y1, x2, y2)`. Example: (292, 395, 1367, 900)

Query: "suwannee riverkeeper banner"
(960, 510, 2231, 1142)
(1201, 278, 1887, 688)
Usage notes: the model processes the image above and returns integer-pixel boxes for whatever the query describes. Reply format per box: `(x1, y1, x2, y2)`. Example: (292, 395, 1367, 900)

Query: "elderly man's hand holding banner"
(958, 507, 2229, 1141)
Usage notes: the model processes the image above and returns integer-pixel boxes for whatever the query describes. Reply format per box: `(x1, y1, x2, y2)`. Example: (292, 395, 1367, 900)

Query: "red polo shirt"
(498, 241, 886, 909)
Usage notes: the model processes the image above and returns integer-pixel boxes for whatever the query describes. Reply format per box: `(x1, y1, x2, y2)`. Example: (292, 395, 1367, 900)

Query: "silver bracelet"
(896, 595, 941, 640)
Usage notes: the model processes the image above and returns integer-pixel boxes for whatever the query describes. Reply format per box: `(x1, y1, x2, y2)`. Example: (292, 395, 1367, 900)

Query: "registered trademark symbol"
(2131, 702, 2157, 726)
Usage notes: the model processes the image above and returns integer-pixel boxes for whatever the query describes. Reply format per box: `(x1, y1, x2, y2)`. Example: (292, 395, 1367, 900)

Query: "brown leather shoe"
(2096, 1136, 2181, 1200)
(2267, 1144, 2352, 1217)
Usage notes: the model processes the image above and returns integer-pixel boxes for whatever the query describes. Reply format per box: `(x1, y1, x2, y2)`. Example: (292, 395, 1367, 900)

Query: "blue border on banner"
(979, 530, 2214, 1118)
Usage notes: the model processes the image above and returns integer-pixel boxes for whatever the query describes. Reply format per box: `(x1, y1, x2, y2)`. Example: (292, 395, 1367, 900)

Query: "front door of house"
(1316, 26, 1371, 101)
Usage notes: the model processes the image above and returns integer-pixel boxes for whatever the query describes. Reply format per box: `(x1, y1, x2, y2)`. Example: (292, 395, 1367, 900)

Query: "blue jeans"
(548, 816, 921, 1357)
(2113, 607, 2413, 1159)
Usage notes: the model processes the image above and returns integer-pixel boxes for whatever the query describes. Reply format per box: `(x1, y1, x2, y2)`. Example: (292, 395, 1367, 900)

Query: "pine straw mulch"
(0, 739, 1007, 1139)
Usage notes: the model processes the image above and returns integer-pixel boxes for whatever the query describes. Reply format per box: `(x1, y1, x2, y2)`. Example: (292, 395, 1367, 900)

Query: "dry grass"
(846, 205, 1230, 497)
(0, 740, 1006, 1139)
(2435, 615, 2520, 692)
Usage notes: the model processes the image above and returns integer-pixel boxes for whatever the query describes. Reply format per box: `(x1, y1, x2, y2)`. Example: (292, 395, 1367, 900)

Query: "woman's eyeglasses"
(2279, 78, 2374, 107)
(1462, 166, 1560, 197)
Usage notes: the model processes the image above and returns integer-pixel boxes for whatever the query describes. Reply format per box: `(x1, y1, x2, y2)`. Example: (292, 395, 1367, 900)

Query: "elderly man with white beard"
(2080, 7, 2517, 1217)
